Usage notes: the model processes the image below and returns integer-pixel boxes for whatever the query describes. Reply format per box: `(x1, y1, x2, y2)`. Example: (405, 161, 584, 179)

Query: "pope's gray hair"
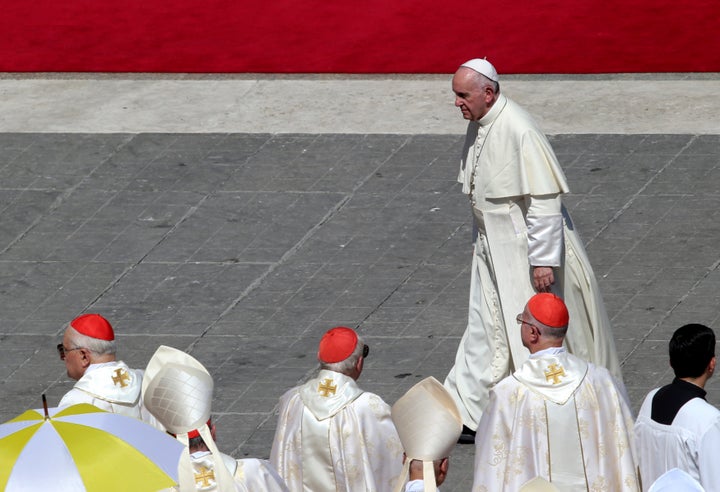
(66, 325, 117, 356)
(320, 334, 365, 376)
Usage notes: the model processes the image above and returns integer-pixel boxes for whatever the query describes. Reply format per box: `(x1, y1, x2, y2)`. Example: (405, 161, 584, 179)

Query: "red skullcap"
(527, 294, 569, 328)
(70, 313, 115, 341)
(187, 419, 212, 439)
(318, 326, 358, 363)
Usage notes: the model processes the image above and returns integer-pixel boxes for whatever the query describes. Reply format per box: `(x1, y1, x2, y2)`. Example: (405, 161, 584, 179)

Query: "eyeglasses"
(57, 343, 83, 360)
(362, 344, 370, 358)
(516, 314, 540, 332)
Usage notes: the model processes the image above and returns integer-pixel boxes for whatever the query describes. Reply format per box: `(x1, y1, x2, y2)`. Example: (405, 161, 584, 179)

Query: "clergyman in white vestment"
(635, 324, 720, 491)
(57, 313, 161, 428)
(391, 377, 462, 492)
(143, 345, 289, 492)
(472, 294, 638, 492)
(270, 326, 403, 492)
(445, 58, 623, 432)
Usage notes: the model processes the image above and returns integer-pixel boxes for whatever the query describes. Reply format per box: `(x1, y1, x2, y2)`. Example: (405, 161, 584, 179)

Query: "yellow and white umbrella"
(0, 401, 184, 491)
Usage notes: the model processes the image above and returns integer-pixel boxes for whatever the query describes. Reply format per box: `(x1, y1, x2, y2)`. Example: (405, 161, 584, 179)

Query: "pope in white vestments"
(270, 327, 404, 492)
(472, 294, 638, 492)
(57, 313, 160, 428)
(446, 58, 622, 431)
(634, 324, 720, 491)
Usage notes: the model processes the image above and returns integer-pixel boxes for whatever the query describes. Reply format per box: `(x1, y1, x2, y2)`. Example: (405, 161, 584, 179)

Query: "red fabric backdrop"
(2, 0, 719, 73)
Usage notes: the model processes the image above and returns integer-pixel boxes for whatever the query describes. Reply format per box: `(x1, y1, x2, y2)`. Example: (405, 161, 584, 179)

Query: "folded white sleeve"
(526, 194, 563, 267)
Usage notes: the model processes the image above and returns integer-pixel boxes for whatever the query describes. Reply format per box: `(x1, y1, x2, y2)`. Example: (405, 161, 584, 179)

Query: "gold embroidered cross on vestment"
(318, 378, 337, 397)
(544, 363, 566, 384)
(194, 466, 215, 487)
(111, 368, 130, 387)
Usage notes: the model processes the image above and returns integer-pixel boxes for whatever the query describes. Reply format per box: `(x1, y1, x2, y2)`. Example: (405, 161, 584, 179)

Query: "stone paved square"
(1, 132, 719, 490)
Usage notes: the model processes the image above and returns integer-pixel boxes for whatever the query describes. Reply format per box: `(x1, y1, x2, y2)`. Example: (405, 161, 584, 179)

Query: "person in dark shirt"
(634, 323, 720, 491)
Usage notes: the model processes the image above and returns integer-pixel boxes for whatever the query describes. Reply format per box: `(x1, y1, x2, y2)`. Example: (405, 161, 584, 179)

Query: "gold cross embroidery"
(318, 378, 337, 397)
(544, 363, 566, 384)
(194, 466, 215, 487)
(111, 368, 130, 388)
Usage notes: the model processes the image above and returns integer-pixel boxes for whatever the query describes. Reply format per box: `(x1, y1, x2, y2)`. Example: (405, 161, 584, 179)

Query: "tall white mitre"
(391, 377, 463, 492)
(520, 477, 561, 492)
(142, 345, 235, 492)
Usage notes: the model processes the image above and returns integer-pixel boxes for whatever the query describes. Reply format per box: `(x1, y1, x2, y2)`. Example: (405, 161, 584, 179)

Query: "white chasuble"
(472, 350, 639, 492)
(271, 370, 404, 492)
(59, 360, 162, 428)
(446, 93, 623, 430)
(159, 452, 289, 492)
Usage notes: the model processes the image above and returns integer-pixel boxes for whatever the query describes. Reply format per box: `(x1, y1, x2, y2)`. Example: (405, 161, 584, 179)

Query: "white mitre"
(143, 345, 235, 492)
(520, 477, 561, 492)
(460, 58, 499, 82)
(391, 377, 462, 492)
(649, 468, 705, 492)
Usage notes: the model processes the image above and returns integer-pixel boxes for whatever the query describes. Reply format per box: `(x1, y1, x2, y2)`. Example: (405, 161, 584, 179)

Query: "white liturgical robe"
(162, 451, 289, 492)
(270, 369, 404, 492)
(58, 360, 160, 428)
(472, 348, 638, 492)
(445, 93, 622, 429)
(635, 388, 720, 491)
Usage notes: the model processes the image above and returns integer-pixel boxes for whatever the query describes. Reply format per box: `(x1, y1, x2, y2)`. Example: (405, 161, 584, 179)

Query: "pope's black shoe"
(457, 424, 476, 444)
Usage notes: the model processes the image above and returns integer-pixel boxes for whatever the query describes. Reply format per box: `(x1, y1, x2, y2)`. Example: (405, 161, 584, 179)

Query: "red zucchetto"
(70, 313, 115, 341)
(527, 293, 569, 328)
(318, 326, 358, 363)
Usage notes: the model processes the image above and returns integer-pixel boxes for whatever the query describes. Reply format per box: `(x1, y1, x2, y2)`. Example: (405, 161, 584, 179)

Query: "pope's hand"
(533, 266, 554, 292)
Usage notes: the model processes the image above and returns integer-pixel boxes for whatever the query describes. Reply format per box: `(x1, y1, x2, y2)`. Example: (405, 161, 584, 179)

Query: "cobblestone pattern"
(0, 133, 718, 490)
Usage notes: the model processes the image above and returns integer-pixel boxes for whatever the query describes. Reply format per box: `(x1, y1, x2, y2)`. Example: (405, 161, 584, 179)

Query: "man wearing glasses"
(57, 313, 161, 428)
(270, 326, 403, 492)
(472, 293, 638, 491)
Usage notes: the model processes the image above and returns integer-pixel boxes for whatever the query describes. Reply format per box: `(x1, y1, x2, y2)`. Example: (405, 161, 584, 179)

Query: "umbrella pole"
(42, 394, 49, 419)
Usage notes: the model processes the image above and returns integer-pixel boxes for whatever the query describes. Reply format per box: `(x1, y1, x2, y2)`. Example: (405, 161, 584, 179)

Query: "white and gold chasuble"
(472, 349, 639, 492)
(58, 360, 161, 428)
(445, 94, 623, 430)
(271, 369, 404, 492)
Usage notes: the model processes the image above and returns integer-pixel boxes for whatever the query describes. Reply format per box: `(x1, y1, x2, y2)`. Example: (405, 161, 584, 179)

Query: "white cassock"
(445, 93, 623, 429)
(472, 347, 638, 492)
(405, 479, 437, 491)
(635, 387, 720, 491)
(270, 369, 404, 492)
(159, 451, 289, 492)
(58, 360, 162, 428)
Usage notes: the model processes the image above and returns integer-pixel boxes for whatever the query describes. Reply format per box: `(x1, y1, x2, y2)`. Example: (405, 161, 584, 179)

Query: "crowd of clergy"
(51, 292, 719, 492)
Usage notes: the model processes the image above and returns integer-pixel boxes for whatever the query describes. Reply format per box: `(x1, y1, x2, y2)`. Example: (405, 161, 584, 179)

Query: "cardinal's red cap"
(70, 313, 115, 341)
(318, 327, 358, 363)
(527, 294, 569, 328)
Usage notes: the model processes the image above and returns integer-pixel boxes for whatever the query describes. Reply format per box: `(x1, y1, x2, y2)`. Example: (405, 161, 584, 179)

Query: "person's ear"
(708, 356, 716, 376)
(79, 348, 92, 367)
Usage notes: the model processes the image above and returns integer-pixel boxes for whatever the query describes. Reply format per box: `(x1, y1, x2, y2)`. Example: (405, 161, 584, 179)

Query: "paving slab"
(0, 75, 719, 491)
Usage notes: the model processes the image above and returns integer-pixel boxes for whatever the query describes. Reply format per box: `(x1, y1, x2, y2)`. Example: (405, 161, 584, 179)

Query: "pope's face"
(452, 68, 494, 121)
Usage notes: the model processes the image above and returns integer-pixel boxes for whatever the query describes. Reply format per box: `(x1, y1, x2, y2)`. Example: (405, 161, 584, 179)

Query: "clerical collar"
(477, 94, 507, 127)
(84, 361, 120, 373)
(651, 378, 707, 425)
(529, 346, 566, 359)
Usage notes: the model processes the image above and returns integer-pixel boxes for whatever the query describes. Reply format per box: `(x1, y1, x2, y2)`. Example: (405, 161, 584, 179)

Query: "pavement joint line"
(584, 135, 699, 246)
(620, 259, 720, 365)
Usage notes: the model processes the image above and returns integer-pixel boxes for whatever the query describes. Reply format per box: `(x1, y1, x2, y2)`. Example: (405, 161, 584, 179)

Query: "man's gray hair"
(66, 325, 117, 356)
(320, 334, 365, 376)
